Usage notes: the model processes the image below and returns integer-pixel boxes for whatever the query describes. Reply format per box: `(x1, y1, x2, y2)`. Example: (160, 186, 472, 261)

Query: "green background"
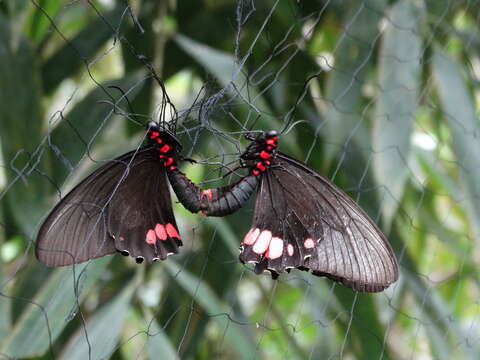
(0, 0, 479, 359)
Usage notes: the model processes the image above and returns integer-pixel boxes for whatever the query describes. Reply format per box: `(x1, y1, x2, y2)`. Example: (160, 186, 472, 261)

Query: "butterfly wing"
(36, 147, 182, 266)
(239, 153, 398, 292)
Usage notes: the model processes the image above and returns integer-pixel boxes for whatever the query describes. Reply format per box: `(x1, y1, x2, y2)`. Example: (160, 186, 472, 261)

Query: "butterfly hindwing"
(107, 150, 182, 263)
(239, 153, 398, 292)
(36, 147, 182, 266)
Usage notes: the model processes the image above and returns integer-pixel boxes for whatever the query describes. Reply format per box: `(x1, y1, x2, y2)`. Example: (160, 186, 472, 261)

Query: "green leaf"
(174, 34, 274, 128)
(60, 276, 138, 360)
(432, 47, 480, 240)
(146, 317, 180, 360)
(322, 0, 387, 163)
(0, 257, 111, 358)
(47, 70, 146, 185)
(331, 287, 391, 358)
(163, 260, 256, 360)
(0, 204, 9, 340)
(41, 5, 125, 93)
(0, 233, 10, 341)
(28, 0, 62, 43)
(0, 14, 49, 235)
(372, 1, 422, 229)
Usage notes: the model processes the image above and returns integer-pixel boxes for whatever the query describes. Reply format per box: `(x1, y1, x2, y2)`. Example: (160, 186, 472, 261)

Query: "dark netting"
(0, 0, 479, 358)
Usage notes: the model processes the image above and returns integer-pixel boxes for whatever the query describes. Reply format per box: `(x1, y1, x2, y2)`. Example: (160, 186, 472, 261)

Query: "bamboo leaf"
(163, 260, 256, 360)
(174, 34, 274, 128)
(60, 276, 138, 360)
(433, 47, 480, 240)
(0, 257, 111, 358)
(372, 1, 422, 229)
(28, 0, 62, 43)
(322, 0, 387, 163)
(47, 70, 146, 185)
(0, 14, 49, 235)
(146, 318, 180, 360)
(41, 5, 125, 93)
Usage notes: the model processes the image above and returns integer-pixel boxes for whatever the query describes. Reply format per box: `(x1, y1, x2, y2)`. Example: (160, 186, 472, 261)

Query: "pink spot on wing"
(202, 189, 213, 201)
(119, 236, 125, 241)
(242, 228, 260, 245)
(146, 229, 156, 244)
(287, 244, 294, 256)
(155, 224, 167, 241)
(266, 237, 283, 259)
(166, 223, 181, 239)
(304, 238, 315, 249)
(253, 230, 272, 254)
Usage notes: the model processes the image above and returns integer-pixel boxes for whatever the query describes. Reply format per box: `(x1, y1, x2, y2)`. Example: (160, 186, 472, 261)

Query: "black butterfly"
(170, 131, 399, 292)
(36, 122, 183, 266)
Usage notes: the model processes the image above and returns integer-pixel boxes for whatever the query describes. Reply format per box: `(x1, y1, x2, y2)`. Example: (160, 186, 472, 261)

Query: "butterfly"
(170, 130, 399, 292)
(36, 122, 184, 266)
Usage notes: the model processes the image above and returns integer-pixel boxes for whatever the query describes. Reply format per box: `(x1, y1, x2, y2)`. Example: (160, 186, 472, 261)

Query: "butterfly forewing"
(239, 153, 398, 292)
(36, 147, 182, 266)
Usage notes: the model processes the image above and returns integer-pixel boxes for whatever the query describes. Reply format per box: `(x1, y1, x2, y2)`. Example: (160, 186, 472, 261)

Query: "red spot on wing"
(253, 230, 272, 254)
(164, 157, 174, 167)
(146, 229, 157, 244)
(242, 228, 260, 245)
(287, 244, 294, 256)
(149, 131, 159, 139)
(266, 237, 283, 259)
(119, 236, 125, 241)
(166, 223, 181, 239)
(304, 238, 315, 249)
(252, 169, 260, 176)
(155, 224, 167, 241)
(169, 165, 177, 171)
(156, 138, 163, 144)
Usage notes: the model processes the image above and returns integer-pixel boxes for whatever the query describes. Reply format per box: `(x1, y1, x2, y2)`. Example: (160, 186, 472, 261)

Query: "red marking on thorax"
(259, 150, 271, 159)
(159, 144, 171, 153)
(166, 223, 181, 239)
(266, 138, 277, 146)
(256, 162, 266, 172)
(202, 189, 213, 201)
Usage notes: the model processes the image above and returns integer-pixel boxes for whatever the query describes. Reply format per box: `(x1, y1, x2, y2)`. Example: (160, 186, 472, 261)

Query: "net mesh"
(0, 0, 479, 359)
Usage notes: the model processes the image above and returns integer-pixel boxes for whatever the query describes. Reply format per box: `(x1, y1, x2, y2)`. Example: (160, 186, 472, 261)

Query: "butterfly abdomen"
(167, 168, 259, 216)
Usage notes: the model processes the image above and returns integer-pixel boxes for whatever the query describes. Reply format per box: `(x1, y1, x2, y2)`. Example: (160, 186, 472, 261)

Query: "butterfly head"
(242, 130, 278, 175)
(146, 121, 182, 170)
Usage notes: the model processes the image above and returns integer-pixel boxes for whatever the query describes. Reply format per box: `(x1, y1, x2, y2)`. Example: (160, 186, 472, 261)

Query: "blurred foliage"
(0, 0, 479, 359)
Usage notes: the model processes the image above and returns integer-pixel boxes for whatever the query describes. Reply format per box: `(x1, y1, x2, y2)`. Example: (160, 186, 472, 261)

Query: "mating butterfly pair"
(36, 122, 398, 292)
